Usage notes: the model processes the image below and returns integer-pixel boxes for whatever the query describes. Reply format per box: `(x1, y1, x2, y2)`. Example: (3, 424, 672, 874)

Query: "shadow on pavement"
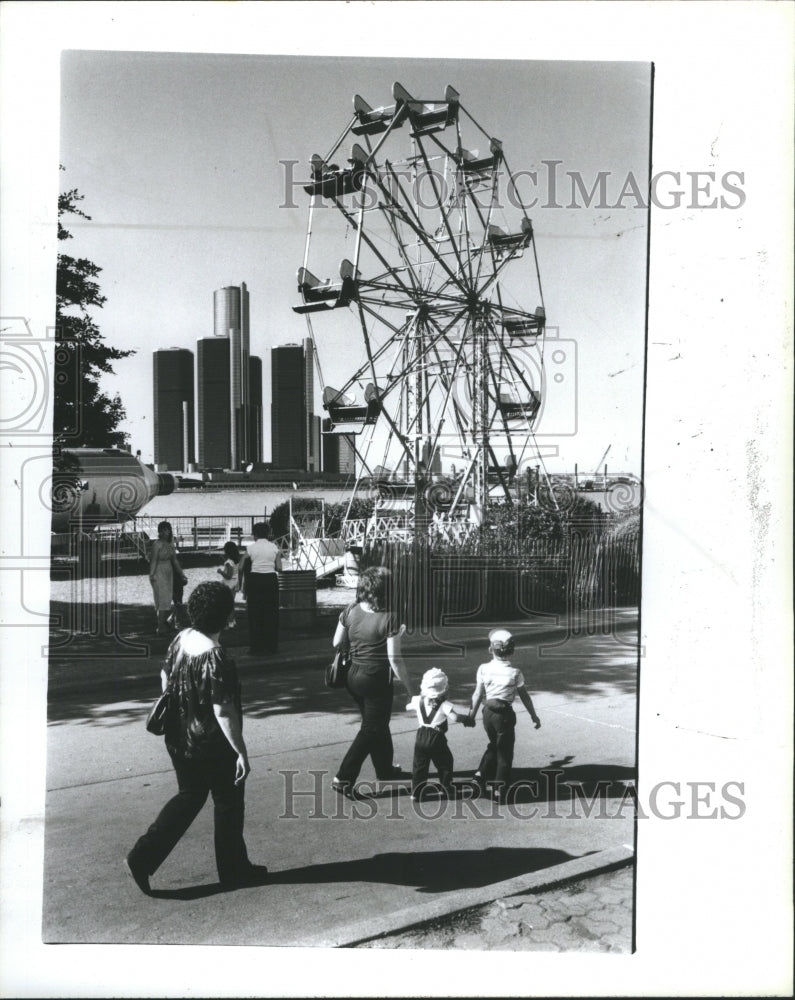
(47, 600, 638, 724)
(269, 846, 579, 893)
(362, 762, 635, 804)
(149, 847, 579, 899)
(498, 764, 636, 803)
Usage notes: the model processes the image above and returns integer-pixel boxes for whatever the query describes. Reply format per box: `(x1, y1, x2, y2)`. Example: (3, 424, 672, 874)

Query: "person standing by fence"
(149, 521, 186, 635)
(240, 522, 282, 655)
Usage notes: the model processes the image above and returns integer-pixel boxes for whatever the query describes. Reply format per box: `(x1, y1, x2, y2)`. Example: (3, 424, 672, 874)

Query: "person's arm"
(213, 699, 250, 785)
(387, 626, 411, 692)
(470, 673, 485, 718)
(160, 668, 169, 693)
(239, 554, 251, 597)
(274, 547, 283, 572)
(149, 542, 158, 582)
(218, 560, 233, 580)
(517, 686, 541, 727)
(332, 603, 349, 649)
(333, 620, 348, 648)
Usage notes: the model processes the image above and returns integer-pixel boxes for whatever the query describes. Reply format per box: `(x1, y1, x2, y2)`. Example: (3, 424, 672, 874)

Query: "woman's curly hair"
(187, 581, 234, 635)
(356, 566, 392, 612)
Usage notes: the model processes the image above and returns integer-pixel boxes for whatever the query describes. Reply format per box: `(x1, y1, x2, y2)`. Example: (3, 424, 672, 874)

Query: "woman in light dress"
(149, 521, 186, 635)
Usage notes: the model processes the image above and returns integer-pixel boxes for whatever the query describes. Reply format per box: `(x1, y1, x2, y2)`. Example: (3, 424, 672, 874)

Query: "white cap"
(489, 628, 513, 645)
(420, 668, 449, 697)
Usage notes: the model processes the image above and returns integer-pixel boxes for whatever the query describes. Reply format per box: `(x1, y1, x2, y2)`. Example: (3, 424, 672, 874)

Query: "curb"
(46, 624, 576, 694)
(298, 842, 635, 948)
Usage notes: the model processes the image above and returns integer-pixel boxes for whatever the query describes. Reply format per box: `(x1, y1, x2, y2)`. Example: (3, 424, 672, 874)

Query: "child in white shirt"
(406, 668, 474, 800)
(216, 541, 241, 628)
(470, 628, 541, 801)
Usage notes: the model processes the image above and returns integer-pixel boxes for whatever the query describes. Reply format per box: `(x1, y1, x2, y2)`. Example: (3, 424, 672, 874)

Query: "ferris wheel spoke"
(326, 193, 417, 301)
(414, 140, 472, 290)
(461, 175, 501, 289)
(377, 161, 467, 295)
(425, 341, 473, 463)
(377, 191, 425, 298)
(321, 114, 359, 169)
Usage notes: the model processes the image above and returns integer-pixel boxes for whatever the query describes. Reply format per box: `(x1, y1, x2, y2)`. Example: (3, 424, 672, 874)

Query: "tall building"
(304, 337, 321, 472)
(248, 356, 263, 465)
(271, 338, 318, 471)
(214, 283, 251, 468)
(271, 344, 305, 469)
(322, 420, 356, 474)
(197, 338, 230, 469)
(153, 348, 194, 470)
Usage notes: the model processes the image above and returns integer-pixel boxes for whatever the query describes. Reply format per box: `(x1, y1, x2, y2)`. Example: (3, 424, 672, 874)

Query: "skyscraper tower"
(271, 344, 305, 469)
(249, 355, 263, 465)
(197, 338, 231, 469)
(214, 282, 251, 468)
(303, 337, 320, 472)
(153, 348, 194, 470)
(322, 420, 355, 474)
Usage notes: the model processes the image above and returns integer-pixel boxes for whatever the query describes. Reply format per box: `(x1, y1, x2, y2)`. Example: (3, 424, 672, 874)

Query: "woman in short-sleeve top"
(126, 582, 267, 893)
(331, 567, 412, 796)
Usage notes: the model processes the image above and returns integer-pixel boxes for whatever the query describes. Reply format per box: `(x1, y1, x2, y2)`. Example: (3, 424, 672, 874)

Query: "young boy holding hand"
(470, 628, 541, 802)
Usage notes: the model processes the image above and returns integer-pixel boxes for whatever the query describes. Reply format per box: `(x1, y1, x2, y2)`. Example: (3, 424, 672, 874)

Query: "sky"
(59, 52, 651, 473)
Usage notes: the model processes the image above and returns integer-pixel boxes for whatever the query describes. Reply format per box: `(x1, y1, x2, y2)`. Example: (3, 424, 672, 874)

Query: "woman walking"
(125, 581, 267, 893)
(149, 521, 186, 635)
(240, 522, 282, 655)
(332, 566, 413, 798)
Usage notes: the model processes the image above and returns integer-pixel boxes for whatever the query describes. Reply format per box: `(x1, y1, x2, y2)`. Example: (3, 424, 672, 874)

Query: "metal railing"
(129, 515, 258, 552)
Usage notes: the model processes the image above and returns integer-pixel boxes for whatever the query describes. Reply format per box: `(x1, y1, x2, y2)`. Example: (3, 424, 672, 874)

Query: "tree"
(54, 176, 134, 447)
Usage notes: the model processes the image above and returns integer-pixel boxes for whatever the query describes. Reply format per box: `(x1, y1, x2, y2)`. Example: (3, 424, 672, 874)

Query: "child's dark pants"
(478, 700, 517, 793)
(412, 727, 454, 794)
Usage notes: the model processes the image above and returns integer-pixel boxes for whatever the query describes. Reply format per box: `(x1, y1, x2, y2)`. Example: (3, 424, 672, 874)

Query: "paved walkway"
(360, 864, 634, 951)
(44, 598, 639, 949)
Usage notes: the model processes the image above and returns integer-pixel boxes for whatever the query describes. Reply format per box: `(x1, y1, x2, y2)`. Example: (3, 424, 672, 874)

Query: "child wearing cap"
(406, 668, 475, 800)
(470, 629, 541, 801)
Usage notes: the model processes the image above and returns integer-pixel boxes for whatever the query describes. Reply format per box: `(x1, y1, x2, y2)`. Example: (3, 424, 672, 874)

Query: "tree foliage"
(54, 177, 134, 447)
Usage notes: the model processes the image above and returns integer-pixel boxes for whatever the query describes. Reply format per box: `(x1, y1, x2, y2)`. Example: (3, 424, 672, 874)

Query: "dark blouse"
(340, 603, 399, 682)
(163, 630, 242, 759)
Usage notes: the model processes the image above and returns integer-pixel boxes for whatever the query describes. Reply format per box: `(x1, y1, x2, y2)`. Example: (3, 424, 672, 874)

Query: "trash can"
(277, 570, 317, 630)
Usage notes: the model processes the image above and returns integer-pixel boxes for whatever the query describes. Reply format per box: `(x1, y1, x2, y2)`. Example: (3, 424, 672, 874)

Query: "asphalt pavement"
(44, 601, 638, 949)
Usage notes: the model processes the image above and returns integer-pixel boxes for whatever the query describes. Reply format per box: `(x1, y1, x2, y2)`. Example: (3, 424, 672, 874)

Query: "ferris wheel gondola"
(293, 82, 554, 527)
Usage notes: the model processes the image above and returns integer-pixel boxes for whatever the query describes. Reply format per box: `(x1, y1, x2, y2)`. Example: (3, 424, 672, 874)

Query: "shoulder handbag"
(326, 603, 355, 689)
(146, 673, 176, 735)
(325, 646, 351, 689)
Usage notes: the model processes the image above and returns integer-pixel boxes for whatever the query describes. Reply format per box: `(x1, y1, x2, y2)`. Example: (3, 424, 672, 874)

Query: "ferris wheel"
(293, 82, 550, 525)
